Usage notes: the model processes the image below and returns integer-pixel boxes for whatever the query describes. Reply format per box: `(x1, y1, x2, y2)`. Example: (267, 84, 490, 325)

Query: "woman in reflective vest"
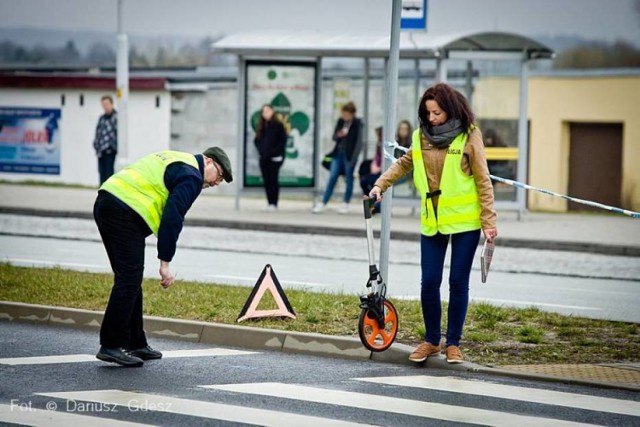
(370, 83, 497, 364)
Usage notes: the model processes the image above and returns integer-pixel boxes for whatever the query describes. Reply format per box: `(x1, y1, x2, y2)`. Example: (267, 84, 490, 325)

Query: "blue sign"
(0, 107, 61, 175)
(401, 0, 427, 30)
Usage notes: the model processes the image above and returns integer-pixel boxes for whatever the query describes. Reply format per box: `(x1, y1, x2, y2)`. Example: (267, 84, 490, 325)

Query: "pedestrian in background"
(93, 95, 118, 185)
(395, 119, 413, 158)
(254, 104, 287, 211)
(94, 147, 233, 367)
(370, 83, 497, 364)
(313, 102, 362, 214)
(359, 126, 383, 197)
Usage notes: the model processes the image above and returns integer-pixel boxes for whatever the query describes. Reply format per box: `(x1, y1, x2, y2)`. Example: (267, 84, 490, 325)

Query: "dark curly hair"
(417, 83, 474, 132)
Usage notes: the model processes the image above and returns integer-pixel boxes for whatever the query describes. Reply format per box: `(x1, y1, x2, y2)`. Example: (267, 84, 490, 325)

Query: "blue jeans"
(420, 229, 481, 347)
(322, 151, 354, 204)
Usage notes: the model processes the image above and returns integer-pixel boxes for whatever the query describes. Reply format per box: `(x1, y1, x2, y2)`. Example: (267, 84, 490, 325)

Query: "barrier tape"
(383, 140, 640, 219)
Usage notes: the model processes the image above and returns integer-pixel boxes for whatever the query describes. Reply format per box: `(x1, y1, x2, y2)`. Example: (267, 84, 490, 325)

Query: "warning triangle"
(237, 264, 296, 322)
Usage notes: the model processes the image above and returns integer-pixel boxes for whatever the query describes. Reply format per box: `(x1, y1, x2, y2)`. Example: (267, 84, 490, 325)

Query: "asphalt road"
(0, 216, 639, 322)
(1, 322, 638, 426)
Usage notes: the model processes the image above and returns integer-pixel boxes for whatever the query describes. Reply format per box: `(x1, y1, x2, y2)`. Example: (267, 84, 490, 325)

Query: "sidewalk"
(1, 183, 639, 256)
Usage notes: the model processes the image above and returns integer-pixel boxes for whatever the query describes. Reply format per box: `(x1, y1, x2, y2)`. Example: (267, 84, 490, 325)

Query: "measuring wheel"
(358, 294, 398, 352)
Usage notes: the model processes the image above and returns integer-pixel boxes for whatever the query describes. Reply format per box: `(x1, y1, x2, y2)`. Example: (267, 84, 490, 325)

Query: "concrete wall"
(0, 88, 171, 187)
(474, 73, 640, 212)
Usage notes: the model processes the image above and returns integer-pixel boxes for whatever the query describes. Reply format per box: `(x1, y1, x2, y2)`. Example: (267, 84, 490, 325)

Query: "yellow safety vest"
(412, 129, 481, 236)
(101, 151, 200, 235)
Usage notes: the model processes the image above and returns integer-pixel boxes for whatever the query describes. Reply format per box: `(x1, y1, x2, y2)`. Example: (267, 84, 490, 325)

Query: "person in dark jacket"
(93, 147, 232, 367)
(254, 104, 288, 211)
(93, 95, 118, 185)
(313, 102, 362, 214)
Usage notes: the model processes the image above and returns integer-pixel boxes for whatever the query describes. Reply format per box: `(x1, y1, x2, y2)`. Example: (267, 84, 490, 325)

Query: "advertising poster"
(0, 107, 61, 175)
(245, 61, 316, 187)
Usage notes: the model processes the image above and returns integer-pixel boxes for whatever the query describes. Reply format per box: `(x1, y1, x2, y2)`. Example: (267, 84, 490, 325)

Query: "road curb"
(1, 206, 639, 256)
(2, 301, 638, 391)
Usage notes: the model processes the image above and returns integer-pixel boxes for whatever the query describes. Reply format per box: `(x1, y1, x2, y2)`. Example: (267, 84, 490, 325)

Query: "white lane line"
(355, 375, 640, 417)
(36, 390, 371, 427)
(0, 354, 97, 365)
(204, 383, 597, 427)
(4, 257, 105, 269)
(0, 348, 258, 365)
(0, 403, 152, 427)
(203, 273, 330, 288)
(472, 297, 603, 311)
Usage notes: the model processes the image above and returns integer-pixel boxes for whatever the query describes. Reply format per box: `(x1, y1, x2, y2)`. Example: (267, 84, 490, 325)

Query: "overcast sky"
(1, 0, 639, 44)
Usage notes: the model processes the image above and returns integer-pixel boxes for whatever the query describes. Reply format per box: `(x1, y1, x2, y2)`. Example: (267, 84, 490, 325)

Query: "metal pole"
(115, 0, 129, 169)
(379, 0, 402, 285)
(413, 58, 420, 128)
(435, 55, 447, 83)
(516, 52, 530, 220)
(313, 57, 323, 205)
(235, 56, 246, 211)
(363, 57, 370, 160)
(465, 60, 473, 102)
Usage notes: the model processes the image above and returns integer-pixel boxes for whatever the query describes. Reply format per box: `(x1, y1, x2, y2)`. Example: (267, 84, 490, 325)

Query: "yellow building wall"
(473, 74, 640, 212)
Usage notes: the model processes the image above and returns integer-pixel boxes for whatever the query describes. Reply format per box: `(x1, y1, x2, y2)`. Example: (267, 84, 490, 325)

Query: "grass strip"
(0, 263, 637, 366)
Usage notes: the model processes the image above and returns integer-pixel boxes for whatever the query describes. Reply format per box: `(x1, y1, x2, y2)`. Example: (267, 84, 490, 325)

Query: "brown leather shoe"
(408, 342, 441, 363)
(446, 345, 464, 364)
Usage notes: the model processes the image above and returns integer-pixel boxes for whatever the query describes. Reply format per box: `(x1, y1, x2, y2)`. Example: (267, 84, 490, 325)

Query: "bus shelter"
(212, 31, 553, 215)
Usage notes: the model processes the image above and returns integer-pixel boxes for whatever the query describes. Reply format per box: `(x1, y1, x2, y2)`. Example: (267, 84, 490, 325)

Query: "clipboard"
(480, 240, 495, 283)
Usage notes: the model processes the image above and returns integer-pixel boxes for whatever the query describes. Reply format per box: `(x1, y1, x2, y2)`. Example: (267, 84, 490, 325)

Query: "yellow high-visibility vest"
(101, 151, 199, 235)
(412, 129, 481, 236)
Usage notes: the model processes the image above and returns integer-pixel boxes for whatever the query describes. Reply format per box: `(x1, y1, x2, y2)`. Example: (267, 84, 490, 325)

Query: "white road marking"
(4, 257, 105, 269)
(355, 375, 640, 417)
(0, 403, 152, 427)
(204, 383, 598, 426)
(36, 390, 371, 427)
(472, 297, 603, 311)
(203, 273, 329, 288)
(0, 348, 258, 365)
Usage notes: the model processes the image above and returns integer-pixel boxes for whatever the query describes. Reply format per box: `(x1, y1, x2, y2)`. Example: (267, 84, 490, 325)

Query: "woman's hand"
(483, 228, 498, 243)
(159, 260, 175, 289)
(369, 186, 383, 202)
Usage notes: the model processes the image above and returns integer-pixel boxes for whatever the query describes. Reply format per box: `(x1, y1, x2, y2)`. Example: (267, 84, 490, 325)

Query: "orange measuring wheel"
(358, 298, 398, 352)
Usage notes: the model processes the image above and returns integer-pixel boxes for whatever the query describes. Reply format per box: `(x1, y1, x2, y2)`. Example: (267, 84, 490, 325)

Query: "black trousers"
(259, 158, 283, 206)
(93, 191, 151, 349)
(98, 152, 116, 185)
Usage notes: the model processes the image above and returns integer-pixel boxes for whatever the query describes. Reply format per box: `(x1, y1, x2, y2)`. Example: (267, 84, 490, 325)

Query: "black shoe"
(96, 347, 144, 367)
(128, 345, 162, 360)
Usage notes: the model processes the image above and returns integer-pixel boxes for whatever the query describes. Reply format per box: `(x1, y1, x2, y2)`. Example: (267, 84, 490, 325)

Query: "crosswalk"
(0, 348, 258, 365)
(3, 371, 639, 426)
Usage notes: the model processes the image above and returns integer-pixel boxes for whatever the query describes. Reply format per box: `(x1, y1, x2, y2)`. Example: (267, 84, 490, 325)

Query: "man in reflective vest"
(93, 147, 233, 367)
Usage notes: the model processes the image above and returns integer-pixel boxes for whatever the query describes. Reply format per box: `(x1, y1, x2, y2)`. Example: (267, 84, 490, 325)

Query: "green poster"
(245, 62, 316, 187)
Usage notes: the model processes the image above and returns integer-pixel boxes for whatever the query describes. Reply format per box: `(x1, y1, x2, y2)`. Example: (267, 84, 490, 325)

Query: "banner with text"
(245, 61, 316, 187)
(0, 107, 61, 175)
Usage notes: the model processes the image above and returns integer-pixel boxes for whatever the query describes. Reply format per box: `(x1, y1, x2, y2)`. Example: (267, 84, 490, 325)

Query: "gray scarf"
(421, 119, 463, 148)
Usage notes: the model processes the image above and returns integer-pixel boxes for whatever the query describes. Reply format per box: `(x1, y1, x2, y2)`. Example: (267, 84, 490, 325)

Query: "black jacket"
(332, 117, 362, 166)
(254, 120, 287, 160)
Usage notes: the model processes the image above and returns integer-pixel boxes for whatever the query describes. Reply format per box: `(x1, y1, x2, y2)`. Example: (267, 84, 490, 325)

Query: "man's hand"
(483, 228, 498, 243)
(159, 260, 175, 289)
(369, 185, 383, 202)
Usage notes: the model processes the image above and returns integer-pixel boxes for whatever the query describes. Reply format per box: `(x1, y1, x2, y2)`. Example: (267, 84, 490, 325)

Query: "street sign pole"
(379, 0, 403, 285)
(116, 0, 129, 169)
